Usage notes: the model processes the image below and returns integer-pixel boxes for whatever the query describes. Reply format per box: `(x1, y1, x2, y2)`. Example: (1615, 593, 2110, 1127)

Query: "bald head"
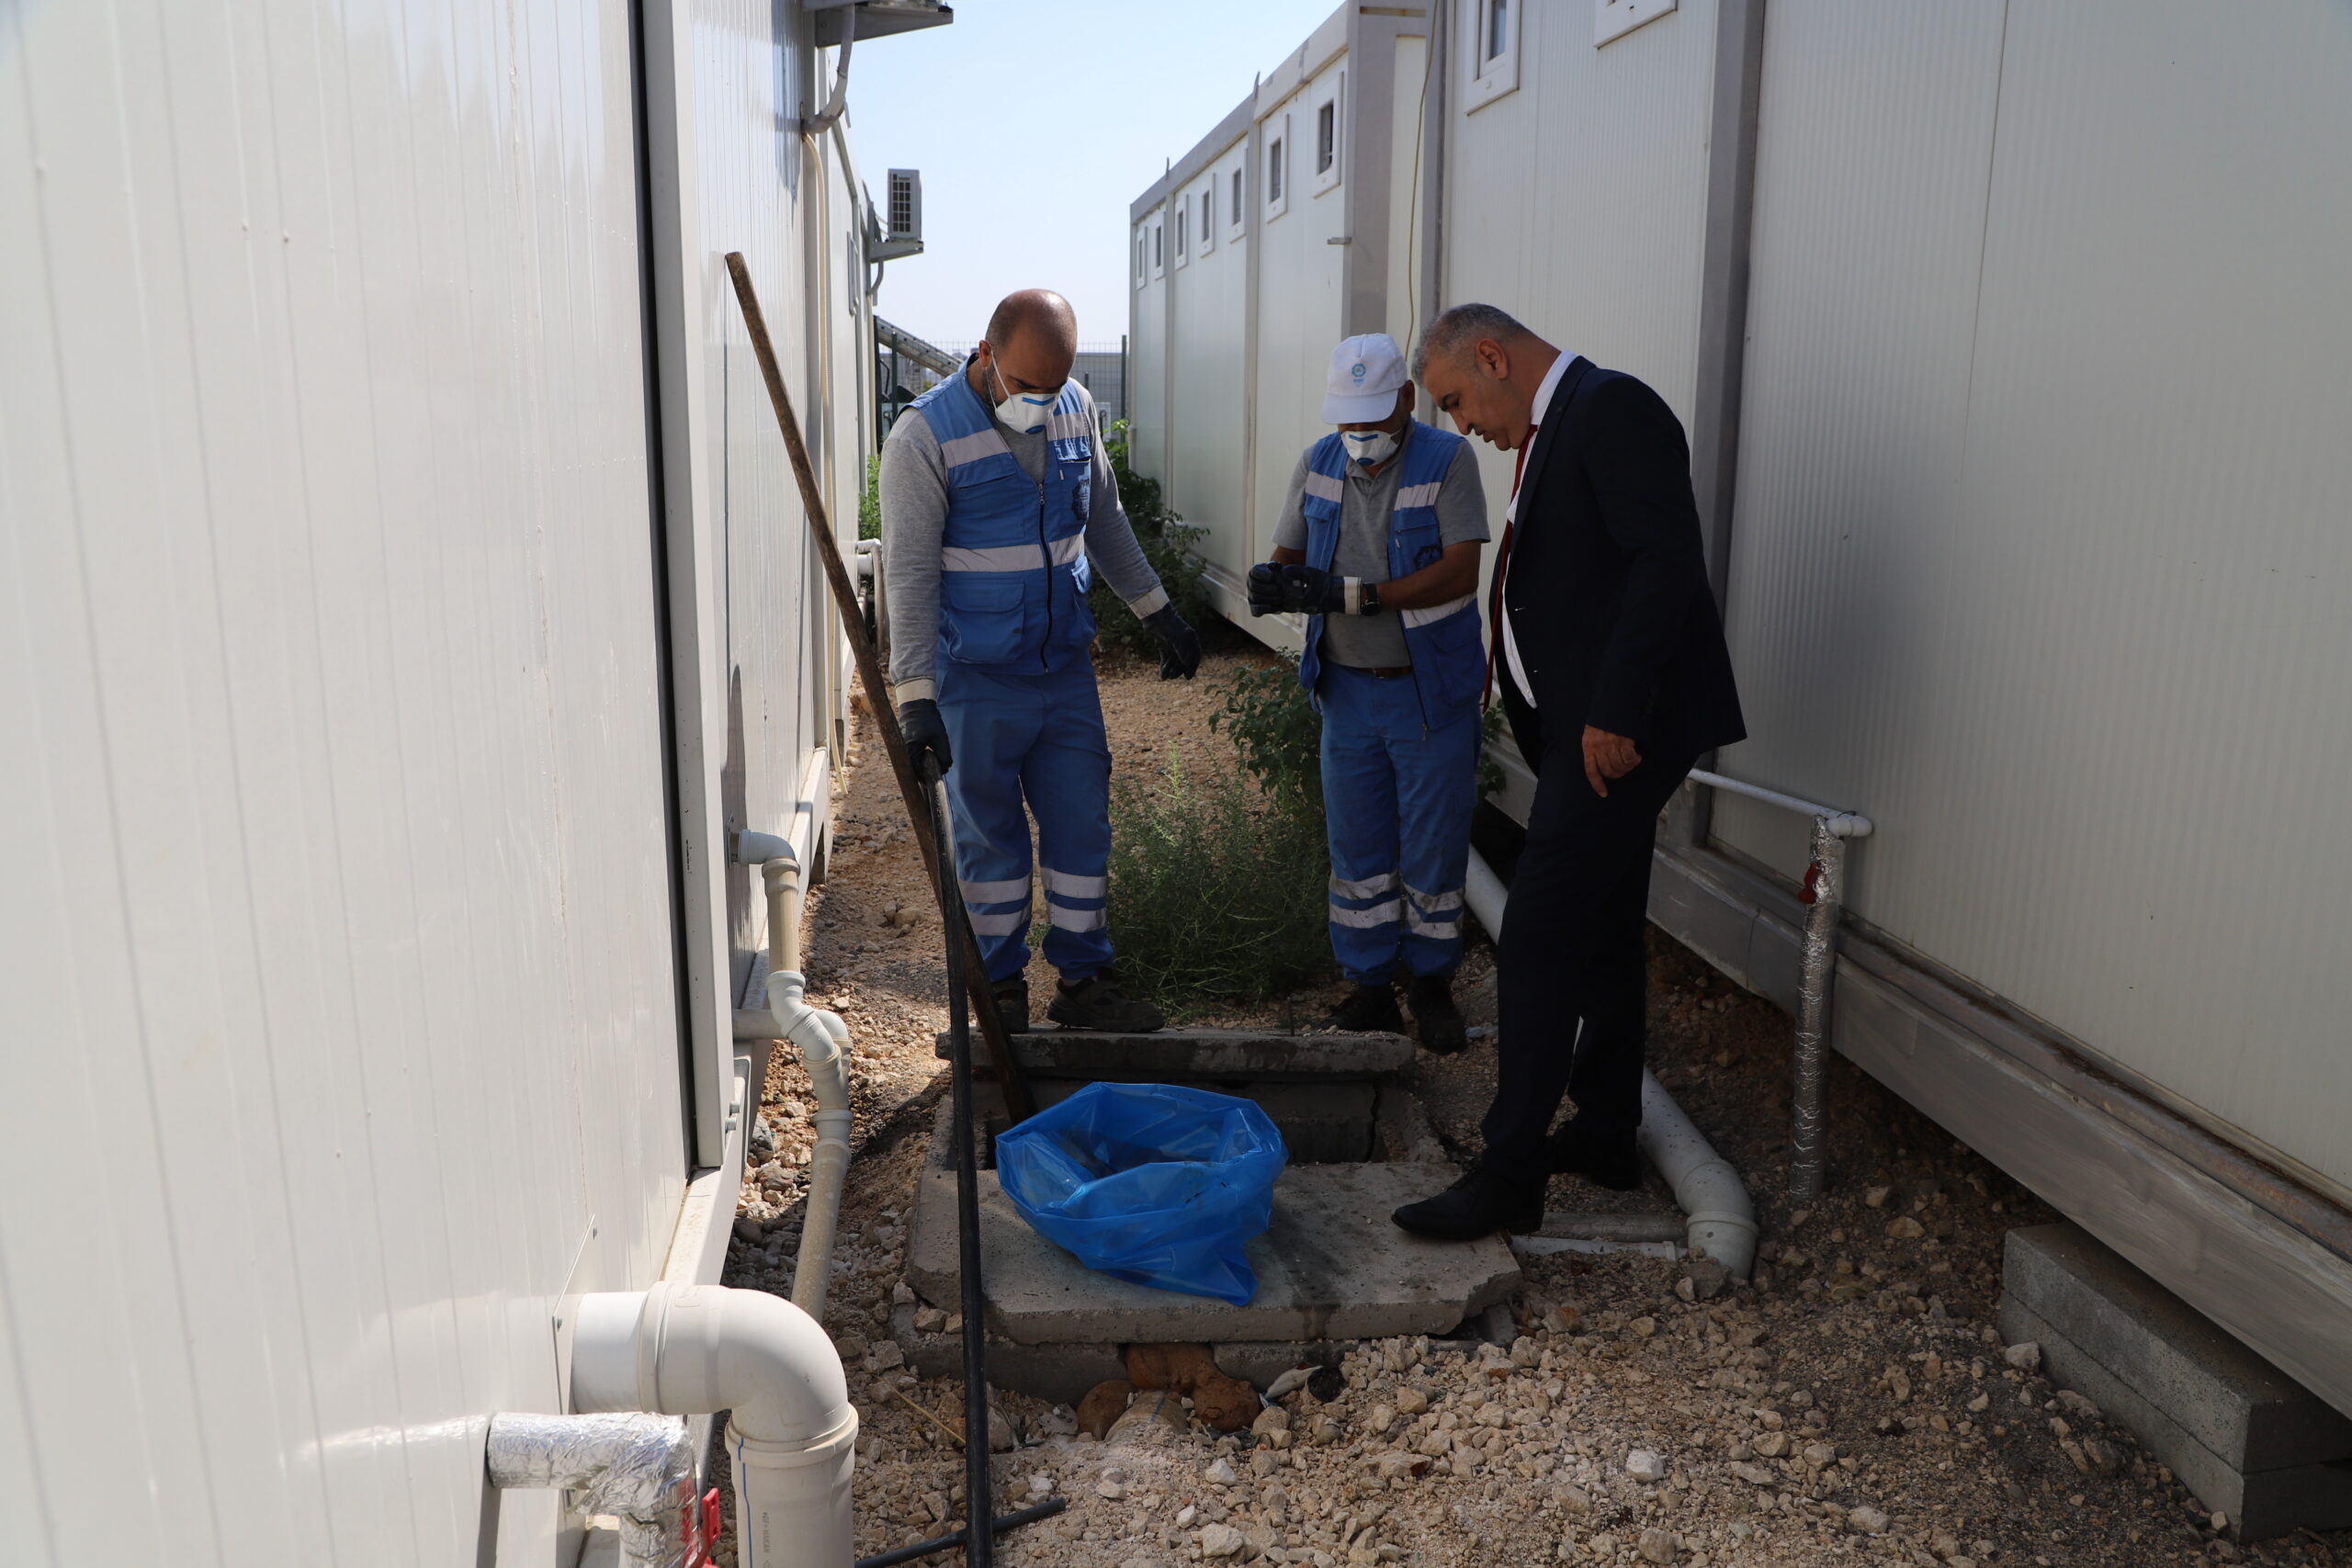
(986, 289, 1077, 359)
(973, 289, 1079, 405)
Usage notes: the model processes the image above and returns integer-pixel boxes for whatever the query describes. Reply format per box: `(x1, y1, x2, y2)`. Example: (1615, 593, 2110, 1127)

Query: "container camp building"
(1, 0, 942, 1562)
(1125, 0, 2352, 1447)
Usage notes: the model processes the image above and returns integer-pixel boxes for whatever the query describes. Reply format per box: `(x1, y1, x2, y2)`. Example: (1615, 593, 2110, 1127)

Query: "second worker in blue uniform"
(1250, 333, 1490, 1052)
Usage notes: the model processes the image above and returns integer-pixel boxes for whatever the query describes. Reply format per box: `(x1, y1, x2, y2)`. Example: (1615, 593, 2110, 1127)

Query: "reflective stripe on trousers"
(936, 657, 1115, 981)
(1317, 663, 1481, 984)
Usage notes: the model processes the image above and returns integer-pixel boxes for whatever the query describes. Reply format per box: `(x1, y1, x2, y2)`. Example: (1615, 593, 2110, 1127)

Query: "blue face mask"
(1341, 428, 1399, 468)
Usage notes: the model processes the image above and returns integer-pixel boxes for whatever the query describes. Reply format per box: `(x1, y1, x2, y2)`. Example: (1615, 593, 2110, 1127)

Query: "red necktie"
(1481, 430, 1537, 707)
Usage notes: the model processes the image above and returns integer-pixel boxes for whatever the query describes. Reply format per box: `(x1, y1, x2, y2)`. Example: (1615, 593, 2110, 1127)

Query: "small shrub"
(1106, 754, 1331, 1012)
(1092, 420, 1216, 656)
(1477, 703, 1509, 803)
(857, 454, 881, 540)
(1210, 658, 1324, 827)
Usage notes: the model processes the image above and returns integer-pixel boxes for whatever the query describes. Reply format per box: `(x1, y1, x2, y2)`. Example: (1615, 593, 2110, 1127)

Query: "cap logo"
(1351, 362, 1366, 383)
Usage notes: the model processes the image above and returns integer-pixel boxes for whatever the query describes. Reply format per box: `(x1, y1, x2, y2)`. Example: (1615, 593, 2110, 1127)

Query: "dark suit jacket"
(1497, 356, 1746, 764)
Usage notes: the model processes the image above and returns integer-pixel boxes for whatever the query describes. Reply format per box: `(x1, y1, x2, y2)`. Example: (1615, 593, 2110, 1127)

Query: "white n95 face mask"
(1341, 428, 1399, 468)
(991, 364, 1059, 434)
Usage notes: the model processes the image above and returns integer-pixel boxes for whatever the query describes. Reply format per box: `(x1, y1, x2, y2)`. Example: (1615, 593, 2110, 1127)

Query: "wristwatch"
(1361, 581, 1384, 615)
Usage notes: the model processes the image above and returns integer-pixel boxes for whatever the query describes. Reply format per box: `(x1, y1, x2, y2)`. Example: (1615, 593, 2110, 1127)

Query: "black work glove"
(898, 697, 953, 778)
(1143, 604, 1202, 680)
(1245, 561, 1287, 617)
(1277, 563, 1349, 615)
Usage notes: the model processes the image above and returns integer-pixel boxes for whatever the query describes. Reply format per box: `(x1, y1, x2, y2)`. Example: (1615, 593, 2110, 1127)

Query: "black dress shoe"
(1545, 1117, 1644, 1190)
(1391, 1164, 1544, 1240)
(1406, 973, 1467, 1055)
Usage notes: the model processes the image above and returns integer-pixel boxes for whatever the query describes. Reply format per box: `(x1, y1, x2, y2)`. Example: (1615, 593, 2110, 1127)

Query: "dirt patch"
(715, 641, 2348, 1568)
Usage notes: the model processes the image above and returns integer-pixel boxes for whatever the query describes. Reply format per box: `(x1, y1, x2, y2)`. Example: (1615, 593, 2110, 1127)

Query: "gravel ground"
(714, 637, 2350, 1568)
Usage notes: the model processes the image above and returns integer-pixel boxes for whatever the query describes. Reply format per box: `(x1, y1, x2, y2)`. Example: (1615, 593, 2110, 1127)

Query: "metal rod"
(852, 1500, 1069, 1568)
(723, 252, 1036, 1120)
(923, 759, 994, 1566)
(1789, 818, 1845, 1201)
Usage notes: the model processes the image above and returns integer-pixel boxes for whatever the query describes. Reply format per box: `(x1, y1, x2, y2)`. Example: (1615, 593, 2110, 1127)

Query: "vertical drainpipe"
(1161, 157, 1178, 502)
(1670, 0, 1770, 853)
(1339, 7, 1397, 340)
(1418, 1, 1451, 355)
(1241, 82, 1264, 566)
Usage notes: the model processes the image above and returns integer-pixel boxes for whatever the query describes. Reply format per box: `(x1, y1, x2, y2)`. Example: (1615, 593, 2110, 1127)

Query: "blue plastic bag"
(994, 1082, 1288, 1305)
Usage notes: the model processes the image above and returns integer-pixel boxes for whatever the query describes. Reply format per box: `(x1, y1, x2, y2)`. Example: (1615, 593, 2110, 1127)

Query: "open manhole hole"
(897, 1029, 1522, 1404)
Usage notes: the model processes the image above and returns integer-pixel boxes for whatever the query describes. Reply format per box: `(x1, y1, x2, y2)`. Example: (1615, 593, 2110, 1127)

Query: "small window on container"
(1269, 138, 1284, 202)
(1317, 102, 1336, 175)
(1466, 0, 1521, 109)
(1230, 168, 1243, 228)
(1176, 203, 1187, 260)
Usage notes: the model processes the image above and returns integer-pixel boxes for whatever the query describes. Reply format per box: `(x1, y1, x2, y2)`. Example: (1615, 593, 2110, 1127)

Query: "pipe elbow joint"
(573, 1282, 854, 1448)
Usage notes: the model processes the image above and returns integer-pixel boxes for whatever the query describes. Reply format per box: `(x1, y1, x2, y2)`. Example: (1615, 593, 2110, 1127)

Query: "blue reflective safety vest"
(1296, 422, 1486, 717)
(910, 362, 1098, 673)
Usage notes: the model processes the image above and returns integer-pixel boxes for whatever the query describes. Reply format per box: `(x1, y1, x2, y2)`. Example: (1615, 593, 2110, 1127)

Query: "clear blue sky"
(847, 0, 1340, 346)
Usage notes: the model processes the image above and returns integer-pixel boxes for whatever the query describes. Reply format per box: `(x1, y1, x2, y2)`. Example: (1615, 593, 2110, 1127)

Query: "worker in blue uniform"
(1249, 333, 1490, 1052)
(880, 289, 1200, 1034)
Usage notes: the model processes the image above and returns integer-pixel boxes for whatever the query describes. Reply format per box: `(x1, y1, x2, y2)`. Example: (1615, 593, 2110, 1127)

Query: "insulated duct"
(484, 1411, 702, 1568)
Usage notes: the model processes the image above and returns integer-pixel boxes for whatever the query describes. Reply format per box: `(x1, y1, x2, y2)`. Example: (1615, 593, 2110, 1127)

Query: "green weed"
(1104, 752, 1331, 1013)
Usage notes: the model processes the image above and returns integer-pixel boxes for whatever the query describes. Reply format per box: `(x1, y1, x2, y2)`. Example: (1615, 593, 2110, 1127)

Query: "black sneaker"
(1406, 974, 1467, 1055)
(1046, 970, 1164, 1032)
(1327, 983, 1404, 1032)
(1390, 1163, 1545, 1240)
(989, 975, 1031, 1036)
(1545, 1116, 1644, 1190)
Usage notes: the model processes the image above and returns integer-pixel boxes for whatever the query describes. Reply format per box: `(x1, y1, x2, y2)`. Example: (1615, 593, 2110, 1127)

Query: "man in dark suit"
(1392, 304, 1746, 1240)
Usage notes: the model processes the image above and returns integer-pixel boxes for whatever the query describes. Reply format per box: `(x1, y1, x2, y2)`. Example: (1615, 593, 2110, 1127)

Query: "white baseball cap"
(1320, 333, 1408, 423)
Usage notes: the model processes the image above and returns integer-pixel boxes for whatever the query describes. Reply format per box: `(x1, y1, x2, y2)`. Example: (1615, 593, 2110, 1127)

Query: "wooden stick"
(890, 1384, 967, 1449)
(723, 252, 1035, 1121)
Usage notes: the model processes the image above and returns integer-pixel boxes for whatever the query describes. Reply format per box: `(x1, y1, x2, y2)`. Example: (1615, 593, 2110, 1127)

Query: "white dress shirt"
(1499, 350, 1576, 709)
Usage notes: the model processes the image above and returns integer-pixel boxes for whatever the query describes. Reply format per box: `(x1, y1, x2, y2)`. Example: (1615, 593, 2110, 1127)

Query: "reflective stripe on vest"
(1295, 422, 1485, 715)
(909, 362, 1099, 670)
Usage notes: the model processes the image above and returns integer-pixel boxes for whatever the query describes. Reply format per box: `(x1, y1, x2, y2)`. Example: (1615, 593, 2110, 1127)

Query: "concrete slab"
(937, 1027, 1414, 1080)
(905, 1161, 1521, 1347)
(888, 1303, 1350, 1408)
(2002, 1225, 2352, 1470)
(2001, 1298, 2352, 1540)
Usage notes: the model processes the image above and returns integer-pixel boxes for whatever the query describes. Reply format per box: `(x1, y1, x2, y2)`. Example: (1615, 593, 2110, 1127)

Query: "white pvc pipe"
(757, 852, 854, 1324)
(801, 2, 854, 134)
(575, 1282, 858, 1568)
(1687, 767, 1873, 840)
(1462, 845, 1758, 1277)
(1639, 1069, 1758, 1276)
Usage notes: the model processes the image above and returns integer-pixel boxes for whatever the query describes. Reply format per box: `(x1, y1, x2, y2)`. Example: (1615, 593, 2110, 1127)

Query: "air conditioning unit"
(875, 169, 923, 261)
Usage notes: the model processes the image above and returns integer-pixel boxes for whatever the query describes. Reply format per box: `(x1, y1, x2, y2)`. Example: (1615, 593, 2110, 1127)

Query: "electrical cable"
(922, 756, 995, 1568)
(852, 1500, 1069, 1568)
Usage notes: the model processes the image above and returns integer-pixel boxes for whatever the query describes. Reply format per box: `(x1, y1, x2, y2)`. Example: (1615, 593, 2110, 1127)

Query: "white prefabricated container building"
(1128, 0, 2352, 1419)
(0, 0, 933, 1561)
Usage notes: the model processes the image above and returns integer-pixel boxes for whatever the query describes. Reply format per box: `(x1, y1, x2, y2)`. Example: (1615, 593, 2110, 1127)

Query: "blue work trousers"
(935, 656, 1114, 983)
(1317, 664, 1479, 985)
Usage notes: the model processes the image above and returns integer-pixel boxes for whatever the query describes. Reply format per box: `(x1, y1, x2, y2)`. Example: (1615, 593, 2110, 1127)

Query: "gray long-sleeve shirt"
(880, 375, 1165, 701)
(1270, 422, 1489, 669)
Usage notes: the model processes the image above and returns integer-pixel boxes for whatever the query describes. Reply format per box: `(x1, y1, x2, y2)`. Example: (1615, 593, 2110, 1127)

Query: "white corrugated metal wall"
(1719, 0, 2352, 1193)
(1168, 148, 1250, 587)
(0, 0, 867, 1561)
(1435, 0, 1719, 522)
(1130, 0, 2352, 1404)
